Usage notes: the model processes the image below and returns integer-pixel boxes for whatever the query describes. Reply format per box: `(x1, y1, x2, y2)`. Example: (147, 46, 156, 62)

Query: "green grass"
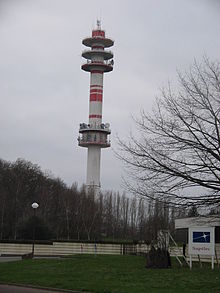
(0, 255, 219, 293)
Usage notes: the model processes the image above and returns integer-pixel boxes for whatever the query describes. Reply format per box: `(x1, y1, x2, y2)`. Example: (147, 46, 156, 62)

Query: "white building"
(175, 215, 220, 243)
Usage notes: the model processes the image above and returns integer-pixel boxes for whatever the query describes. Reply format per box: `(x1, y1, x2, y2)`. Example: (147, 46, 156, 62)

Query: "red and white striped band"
(91, 70, 103, 74)
(89, 114, 102, 119)
(90, 94, 102, 102)
(90, 85, 103, 88)
(92, 30, 105, 37)
(92, 45, 104, 50)
(90, 89, 102, 93)
(90, 85, 103, 101)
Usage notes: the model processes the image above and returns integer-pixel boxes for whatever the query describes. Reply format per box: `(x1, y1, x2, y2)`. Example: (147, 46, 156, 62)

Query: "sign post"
(188, 227, 215, 269)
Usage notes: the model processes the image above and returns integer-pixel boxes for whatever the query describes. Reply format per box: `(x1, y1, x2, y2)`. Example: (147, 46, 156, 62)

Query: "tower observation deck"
(78, 21, 114, 193)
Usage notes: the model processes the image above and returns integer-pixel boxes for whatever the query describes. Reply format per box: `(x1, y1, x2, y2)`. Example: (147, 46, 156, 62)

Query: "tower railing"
(84, 60, 114, 66)
(78, 136, 111, 147)
(79, 123, 110, 132)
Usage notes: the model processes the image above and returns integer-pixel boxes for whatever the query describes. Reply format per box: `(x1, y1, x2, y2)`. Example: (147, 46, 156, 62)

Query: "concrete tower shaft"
(78, 21, 114, 192)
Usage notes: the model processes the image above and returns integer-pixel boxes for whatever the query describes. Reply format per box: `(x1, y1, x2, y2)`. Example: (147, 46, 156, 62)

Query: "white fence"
(0, 242, 219, 263)
(0, 242, 136, 256)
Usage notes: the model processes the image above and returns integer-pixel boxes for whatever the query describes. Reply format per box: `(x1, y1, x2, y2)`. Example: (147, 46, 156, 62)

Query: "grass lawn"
(0, 254, 219, 293)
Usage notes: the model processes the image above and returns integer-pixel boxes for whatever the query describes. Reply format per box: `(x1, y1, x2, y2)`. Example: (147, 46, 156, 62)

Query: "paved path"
(0, 284, 77, 293)
(0, 257, 21, 263)
(0, 256, 60, 263)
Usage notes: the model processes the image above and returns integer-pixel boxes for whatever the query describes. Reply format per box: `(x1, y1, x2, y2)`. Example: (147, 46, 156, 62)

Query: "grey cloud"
(0, 0, 219, 192)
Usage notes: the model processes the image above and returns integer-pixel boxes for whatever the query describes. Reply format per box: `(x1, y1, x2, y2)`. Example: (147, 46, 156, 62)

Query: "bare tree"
(130, 197, 138, 239)
(0, 157, 178, 241)
(118, 58, 220, 208)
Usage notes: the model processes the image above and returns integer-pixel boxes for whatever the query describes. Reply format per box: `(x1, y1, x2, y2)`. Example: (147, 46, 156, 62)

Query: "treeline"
(0, 158, 182, 242)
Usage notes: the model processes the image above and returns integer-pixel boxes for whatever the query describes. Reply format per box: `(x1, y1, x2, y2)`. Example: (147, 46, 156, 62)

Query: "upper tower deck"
(82, 26, 114, 48)
(79, 21, 114, 148)
(81, 21, 114, 73)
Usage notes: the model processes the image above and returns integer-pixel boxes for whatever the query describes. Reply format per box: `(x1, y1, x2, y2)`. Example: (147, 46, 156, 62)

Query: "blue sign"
(193, 231, 210, 243)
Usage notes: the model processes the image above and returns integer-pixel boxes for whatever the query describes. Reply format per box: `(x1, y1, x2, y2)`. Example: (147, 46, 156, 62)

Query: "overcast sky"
(0, 0, 219, 193)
